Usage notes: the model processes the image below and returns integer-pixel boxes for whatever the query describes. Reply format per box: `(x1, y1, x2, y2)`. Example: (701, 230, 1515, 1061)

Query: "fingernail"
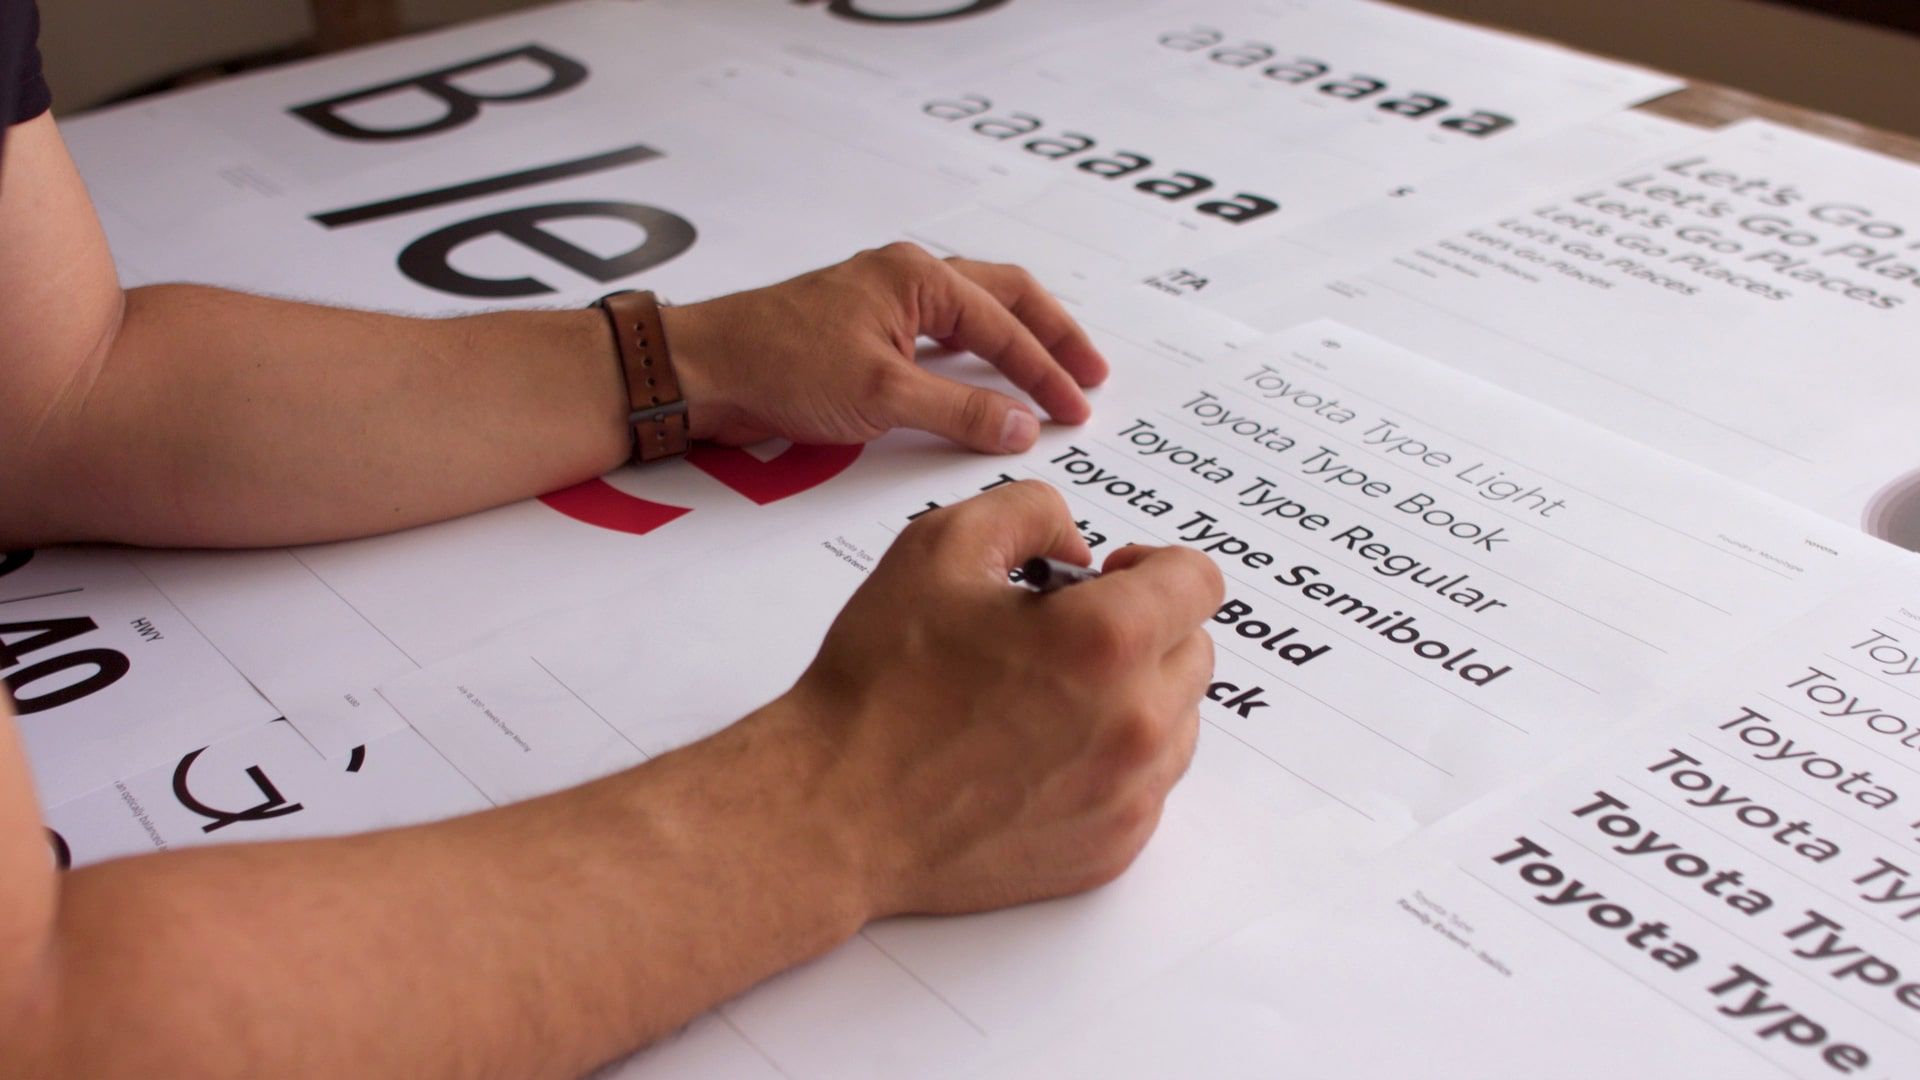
(1000, 408, 1040, 452)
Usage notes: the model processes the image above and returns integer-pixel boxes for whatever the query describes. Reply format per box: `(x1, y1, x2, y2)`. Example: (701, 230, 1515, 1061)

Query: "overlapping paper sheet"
(1155, 118, 1920, 537)
(979, 571, 1920, 1079)
(20, 1, 1920, 1076)
(0, 550, 278, 804)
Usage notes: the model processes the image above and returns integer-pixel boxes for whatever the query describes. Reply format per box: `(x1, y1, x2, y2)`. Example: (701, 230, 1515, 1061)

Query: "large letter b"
(289, 44, 588, 142)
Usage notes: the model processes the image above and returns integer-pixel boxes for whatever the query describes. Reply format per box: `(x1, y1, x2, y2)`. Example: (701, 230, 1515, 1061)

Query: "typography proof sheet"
(357, 319, 1899, 1078)
(1182, 121, 1920, 540)
(990, 571, 1920, 1079)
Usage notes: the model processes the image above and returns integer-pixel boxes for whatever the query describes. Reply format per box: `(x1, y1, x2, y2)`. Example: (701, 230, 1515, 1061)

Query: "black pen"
(1020, 556, 1101, 593)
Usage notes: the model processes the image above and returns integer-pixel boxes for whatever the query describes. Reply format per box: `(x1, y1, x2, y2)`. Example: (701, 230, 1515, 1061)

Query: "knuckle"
(1072, 859, 1130, 895)
(1075, 608, 1144, 669)
(872, 240, 932, 271)
(975, 478, 1064, 526)
(1195, 631, 1218, 680)
(897, 504, 960, 551)
(945, 487, 996, 526)
(918, 493, 999, 553)
(1173, 547, 1227, 605)
(1105, 707, 1165, 770)
(956, 387, 997, 434)
(1007, 477, 1068, 517)
(1176, 708, 1203, 772)
(865, 361, 905, 404)
(1109, 794, 1158, 843)
(1075, 762, 1129, 814)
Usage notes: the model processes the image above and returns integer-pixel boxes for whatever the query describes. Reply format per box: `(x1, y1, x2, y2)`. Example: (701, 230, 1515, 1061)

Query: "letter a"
(924, 94, 992, 121)
(1378, 94, 1449, 118)
(1024, 133, 1095, 159)
(1319, 76, 1387, 100)
(1197, 194, 1280, 225)
(1262, 58, 1329, 84)
(973, 112, 1042, 140)
(1136, 172, 1216, 201)
(1440, 111, 1517, 138)
(1078, 152, 1153, 179)
(1209, 43, 1275, 68)
(1159, 25, 1223, 51)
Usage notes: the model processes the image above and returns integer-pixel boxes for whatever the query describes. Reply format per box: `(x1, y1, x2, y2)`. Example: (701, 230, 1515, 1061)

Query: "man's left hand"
(662, 242, 1109, 454)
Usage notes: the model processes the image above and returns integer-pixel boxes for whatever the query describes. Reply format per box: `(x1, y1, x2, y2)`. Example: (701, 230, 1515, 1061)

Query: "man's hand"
(757, 480, 1224, 917)
(0, 482, 1223, 1076)
(0, 110, 1110, 547)
(665, 242, 1110, 454)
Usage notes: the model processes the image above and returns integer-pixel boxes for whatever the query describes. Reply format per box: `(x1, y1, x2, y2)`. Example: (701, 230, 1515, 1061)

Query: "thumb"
(888, 368, 1041, 454)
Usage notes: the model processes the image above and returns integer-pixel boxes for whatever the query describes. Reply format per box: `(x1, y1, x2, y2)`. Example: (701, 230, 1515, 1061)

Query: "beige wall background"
(38, 0, 545, 110)
(1395, 0, 1919, 136)
(38, 0, 1920, 137)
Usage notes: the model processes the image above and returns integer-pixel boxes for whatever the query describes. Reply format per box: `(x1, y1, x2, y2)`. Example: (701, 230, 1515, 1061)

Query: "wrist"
(658, 302, 732, 443)
(637, 692, 881, 943)
(578, 307, 636, 470)
(742, 691, 887, 929)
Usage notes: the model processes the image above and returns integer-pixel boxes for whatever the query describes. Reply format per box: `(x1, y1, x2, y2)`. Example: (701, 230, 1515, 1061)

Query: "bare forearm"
(10, 285, 630, 548)
(15, 701, 866, 1078)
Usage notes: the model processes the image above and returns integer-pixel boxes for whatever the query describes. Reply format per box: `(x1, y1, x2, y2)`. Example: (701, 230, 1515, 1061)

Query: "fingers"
(1065, 545, 1225, 655)
(1147, 631, 1212, 788)
(901, 250, 1094, 425)
(909, 480, 1092, 584)
(945, 257, 1110, 390)
(1115, 635, 1211, 842)
(1166, 626, 1217, 704)
(884, 366, 1040, 454)
(1099, 543, 1154, 574)
(1153, 706, 1203, 793)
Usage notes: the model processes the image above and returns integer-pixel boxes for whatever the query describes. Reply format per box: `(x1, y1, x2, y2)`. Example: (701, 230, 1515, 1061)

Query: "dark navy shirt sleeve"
(0, 0, 51, 162)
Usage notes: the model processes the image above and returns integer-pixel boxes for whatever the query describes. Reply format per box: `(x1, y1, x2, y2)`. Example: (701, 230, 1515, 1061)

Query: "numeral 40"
(0, 553, 131, 715)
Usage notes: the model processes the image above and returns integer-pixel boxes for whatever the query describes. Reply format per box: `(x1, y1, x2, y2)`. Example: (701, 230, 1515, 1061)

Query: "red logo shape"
(684, 443, 863, 505)
(537, 443, 863, 535)
(538, 478, 691, 536)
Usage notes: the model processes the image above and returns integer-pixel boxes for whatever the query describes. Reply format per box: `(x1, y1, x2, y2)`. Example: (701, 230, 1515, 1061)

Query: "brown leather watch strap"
(596, 289, 690, 463)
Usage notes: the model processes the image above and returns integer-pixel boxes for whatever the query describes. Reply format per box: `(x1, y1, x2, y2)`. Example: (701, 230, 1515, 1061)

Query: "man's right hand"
(0, 480, 1224, 1077)
(759, 480, 1224, 919)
